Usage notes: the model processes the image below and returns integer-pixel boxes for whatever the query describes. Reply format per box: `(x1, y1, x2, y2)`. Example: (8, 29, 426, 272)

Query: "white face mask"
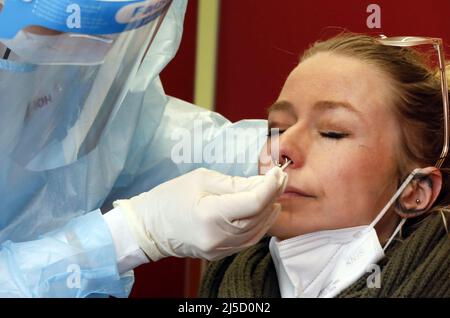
(270, 169, 419, 298)
(1, 30, 115, 65)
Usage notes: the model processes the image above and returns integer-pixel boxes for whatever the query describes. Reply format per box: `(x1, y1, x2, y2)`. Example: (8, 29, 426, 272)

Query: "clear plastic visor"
(0, 0, 171, 171)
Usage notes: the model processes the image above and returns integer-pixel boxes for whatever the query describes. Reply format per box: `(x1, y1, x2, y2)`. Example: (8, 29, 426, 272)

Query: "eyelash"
(267, 128, 349, 140)
(319, 131, 350, 140)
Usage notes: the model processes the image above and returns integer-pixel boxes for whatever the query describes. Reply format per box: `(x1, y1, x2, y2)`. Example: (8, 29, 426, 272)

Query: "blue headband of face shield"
(0, 0, 172, 39)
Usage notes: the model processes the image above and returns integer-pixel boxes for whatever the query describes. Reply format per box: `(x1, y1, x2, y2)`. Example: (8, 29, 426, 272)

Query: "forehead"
(279, 52, 394, 114)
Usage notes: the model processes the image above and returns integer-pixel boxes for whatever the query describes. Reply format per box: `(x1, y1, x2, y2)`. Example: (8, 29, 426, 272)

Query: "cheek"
(322, 145, 398, 221)
(326, 138, 397, 184)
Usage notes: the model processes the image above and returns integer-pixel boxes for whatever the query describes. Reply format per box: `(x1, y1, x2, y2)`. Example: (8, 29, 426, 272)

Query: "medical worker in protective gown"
(0, 0, 286, 297)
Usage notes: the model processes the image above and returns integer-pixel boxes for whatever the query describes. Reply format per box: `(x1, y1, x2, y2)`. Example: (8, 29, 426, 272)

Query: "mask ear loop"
(440, 209, 449, 234)
(365, 168, 421, 249)
(383, 218, 406, 251)
(368, 168, 420, 229)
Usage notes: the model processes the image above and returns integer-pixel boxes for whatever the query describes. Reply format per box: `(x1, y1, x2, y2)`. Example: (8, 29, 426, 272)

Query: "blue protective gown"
(0, 1, 267, 297)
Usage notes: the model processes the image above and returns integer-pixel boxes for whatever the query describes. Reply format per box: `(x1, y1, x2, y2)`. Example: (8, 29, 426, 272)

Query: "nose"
(276, 129, 305, 170)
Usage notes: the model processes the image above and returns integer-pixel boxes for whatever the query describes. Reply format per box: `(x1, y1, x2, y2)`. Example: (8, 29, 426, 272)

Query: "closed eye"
(320, 131, 350, 139)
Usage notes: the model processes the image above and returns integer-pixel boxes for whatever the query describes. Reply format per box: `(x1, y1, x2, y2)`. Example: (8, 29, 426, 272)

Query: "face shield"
(0, 0, 172, 171)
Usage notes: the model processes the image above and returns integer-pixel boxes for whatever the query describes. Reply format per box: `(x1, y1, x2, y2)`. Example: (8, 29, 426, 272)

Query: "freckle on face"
(262, 52, 401, 239)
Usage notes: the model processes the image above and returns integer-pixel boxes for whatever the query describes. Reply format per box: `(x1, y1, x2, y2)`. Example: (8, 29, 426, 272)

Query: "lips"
(280, 185, 316, 199)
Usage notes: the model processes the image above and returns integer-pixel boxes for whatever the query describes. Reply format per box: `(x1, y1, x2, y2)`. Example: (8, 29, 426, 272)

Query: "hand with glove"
(112, 167, 287, 262)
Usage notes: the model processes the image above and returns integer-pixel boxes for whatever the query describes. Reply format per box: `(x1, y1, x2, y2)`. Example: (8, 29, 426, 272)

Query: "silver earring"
(416, 199, 421, 204)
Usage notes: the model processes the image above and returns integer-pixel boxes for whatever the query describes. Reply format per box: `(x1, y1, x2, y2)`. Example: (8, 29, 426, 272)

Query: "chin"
(267, 220, 302, 241)
(267, 209, 319, 240)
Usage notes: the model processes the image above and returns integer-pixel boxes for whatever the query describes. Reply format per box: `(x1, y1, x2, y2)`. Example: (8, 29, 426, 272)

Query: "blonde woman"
(200, 33, 450, 298)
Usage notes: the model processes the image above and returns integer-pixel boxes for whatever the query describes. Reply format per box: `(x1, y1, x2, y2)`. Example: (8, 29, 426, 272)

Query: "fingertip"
(265, 165, 282, 177)
(265, 166, 288, 193)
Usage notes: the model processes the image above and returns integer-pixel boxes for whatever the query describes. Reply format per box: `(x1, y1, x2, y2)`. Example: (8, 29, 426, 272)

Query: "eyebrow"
(267, 100, 363, 117)
(313, 100, 362, 116)
(267, 101, 296, 116)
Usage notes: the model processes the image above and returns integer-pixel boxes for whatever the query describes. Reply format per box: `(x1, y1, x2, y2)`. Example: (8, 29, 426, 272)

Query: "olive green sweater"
(199, 213, 450, 298)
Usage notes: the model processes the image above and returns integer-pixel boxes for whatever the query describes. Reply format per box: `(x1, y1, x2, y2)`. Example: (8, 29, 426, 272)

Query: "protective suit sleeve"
(159, 96, 269, 177)
(107, 94, 269, 202)
(0, 210, 132, 298)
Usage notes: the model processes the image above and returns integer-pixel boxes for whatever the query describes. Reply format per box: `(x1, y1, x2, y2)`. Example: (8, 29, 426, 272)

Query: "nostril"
(275, 155, 292, 168)
(279, 142, 300, 169)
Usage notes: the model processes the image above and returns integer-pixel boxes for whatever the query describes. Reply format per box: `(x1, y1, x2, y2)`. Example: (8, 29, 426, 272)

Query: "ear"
(397, 167, 442, 218)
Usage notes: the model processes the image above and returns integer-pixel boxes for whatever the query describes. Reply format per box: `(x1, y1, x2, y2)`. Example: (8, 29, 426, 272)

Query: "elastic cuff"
(103, 206, 149, 274)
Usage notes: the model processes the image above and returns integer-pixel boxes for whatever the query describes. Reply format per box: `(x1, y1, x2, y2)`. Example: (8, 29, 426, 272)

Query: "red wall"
(216, 0, 450, 122)
(130, 0, 450, 297)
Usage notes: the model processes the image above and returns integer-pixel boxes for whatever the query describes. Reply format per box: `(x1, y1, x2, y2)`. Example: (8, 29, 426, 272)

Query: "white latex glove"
(113, 167, 287, 261)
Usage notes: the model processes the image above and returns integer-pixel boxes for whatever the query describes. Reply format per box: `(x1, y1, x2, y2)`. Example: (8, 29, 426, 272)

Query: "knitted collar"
(199, 213, 450, 298)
